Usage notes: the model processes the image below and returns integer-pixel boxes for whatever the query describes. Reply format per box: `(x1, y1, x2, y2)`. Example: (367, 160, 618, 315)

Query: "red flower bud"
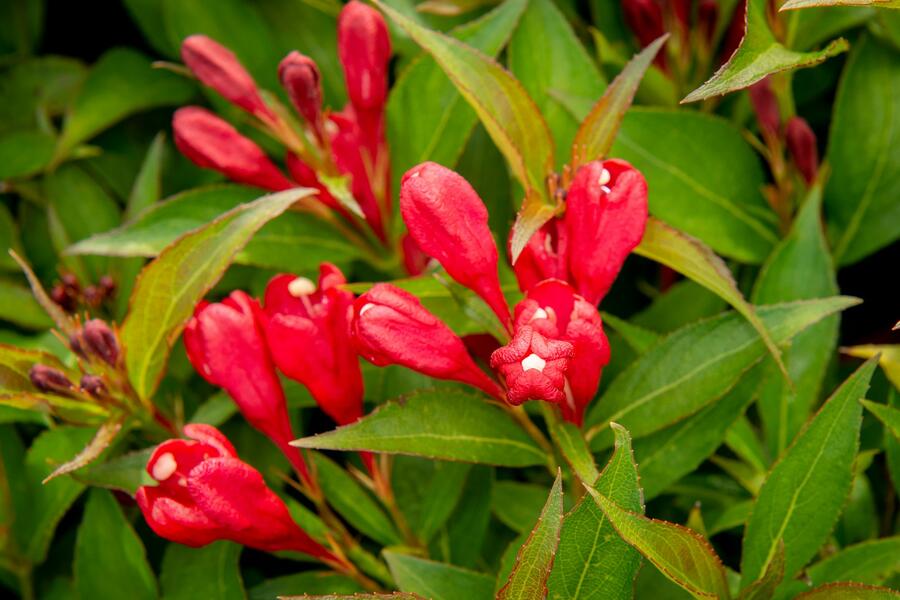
(82, 319, 120, 366)
(29, 364, 74, 394)
(400, 162, 511, 326)
(173, 107, 294, 191)
(136, 424, 333, 559)
(565, 160, 648, 305)
(720, 0, 746, 65)
(183, 292, 309, 481)
(352, 284, 503, 398)
(80, 374, 107, 397)
(490, 326, 573, 405)
(511, 219, 568, 294)
(338, 0, 391, 113)
(749, 78, 780, 139)
(279, 52, 324, 131)
(514, 280, 610, 424)
(180, 35, 275, 122)
(622, 0, 666, 47)
(786, 116, 819, 184)
(673, 0, 692, 29)
(262, 264, 364, 426)
(698, 0, 718, 44)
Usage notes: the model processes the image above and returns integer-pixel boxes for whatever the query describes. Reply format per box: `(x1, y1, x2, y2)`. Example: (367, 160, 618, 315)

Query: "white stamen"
(531, 307, 549, 321)
(598, 168, 611, 186)
(288, 277, 316, 297)
(521, 353, 546, 373)
(601, 185, 611, 194)
(152, 452, 177, 481)
(359, 303, 375, 317)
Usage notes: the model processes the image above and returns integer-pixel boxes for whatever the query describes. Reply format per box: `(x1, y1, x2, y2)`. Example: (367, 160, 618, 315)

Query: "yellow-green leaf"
(844, 345, 900, 391)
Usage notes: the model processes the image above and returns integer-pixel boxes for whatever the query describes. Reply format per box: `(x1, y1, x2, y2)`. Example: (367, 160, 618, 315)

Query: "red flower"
(400, 162, 511, 327)
(180, 35, 275, 123)
(262, 264, 364, 426)
(183, 291, 309, 482)
(622, 0, 666, 48)
(514, 280, 610, 425)
(172, 107, 293, 191)
(511, 219, 569, 295)
(136, 424, 333, 559)
(786, 116, 819, 184)
(338, 0, 391, 114)
(352, 283, 504, 398)
(565, 159, 648, 305)
(490, 326, 574, 405)
(279, 51, 324, 137)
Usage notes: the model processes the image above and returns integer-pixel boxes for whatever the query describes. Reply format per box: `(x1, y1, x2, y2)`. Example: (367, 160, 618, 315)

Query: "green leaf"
(508, 0, 605, 167)
(571, 35, 667, 167)
(616, 111, 778, 264)
(601, 312, 662, 354)
(795, 583, 900, 599)
(586, 298, 857, 447)
(739, 541, 784, 600)
(42, 416, 123, 483)
(120, 188, 309, 401)
(585, 488, 730, 599)
(805, 537, 900, 587)
(548, 423, 643, 600)
(414, 461, 471, 541)
(440, 465, 494, 568)
(683, 0, 848, 102)
(74, 447, 154, 494)
(282, 595, 424, 600)
(635, 371, 760, 500)
(249, 572, 361, 598)
(385, 552, 495, 600)
(491, 481, 550, 533)
(388, 0, 528, 178)
(74, 489, 156, 600)
(56, 48, 194, 159)
(843, 345, 900, 391)
(311, 452, 402, 546)
(126, 132, 166, 220)
(782, 0, 900, 10)
(374, 0, 553, 198)
(825, 35, 900, 265)
(861, 399, 900, 440)
(632, 218, 786, 380)
(160, 542, 244, 600)
(292, 389, 546, 467)
(0, 130, 55, 179)
(497, 471, 563, 600)
(740, 359, 877, 586)
(752, 185, 839, 457)
(543, 405, 599, 484)
(68, 184, 360, 272)
(0, 280, 54, 330)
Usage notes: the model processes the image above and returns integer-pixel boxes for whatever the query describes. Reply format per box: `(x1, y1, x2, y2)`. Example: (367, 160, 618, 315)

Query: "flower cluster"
(173, 0, 392, 241)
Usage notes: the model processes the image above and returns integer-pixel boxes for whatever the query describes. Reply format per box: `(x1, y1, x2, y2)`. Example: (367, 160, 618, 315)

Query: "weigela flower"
(262, 263, 364, 426)
(183, 291, 310, 482)
(136, 424, 333, 559)
(490, 326, 573, 405)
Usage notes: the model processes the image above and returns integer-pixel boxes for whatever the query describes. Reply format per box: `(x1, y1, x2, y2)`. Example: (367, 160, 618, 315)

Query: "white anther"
(359, 303, 375, 317)
(288, 277, 316, 297)
(598, 168, 611, 186)
(531, 307, 549, 321)
(521, 353, 546, 373)
(152, 452, 177, 481)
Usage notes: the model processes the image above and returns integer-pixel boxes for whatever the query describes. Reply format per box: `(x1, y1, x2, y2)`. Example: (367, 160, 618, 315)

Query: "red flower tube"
(400, 162, 511, 327)
(262, 264, 364, 426)
(352, 283, 504, 398)
(183, 291, 310, 482)
(181, 35, 276, 123)
(136, 424, 333, 559)
(173, 107, 294, 191)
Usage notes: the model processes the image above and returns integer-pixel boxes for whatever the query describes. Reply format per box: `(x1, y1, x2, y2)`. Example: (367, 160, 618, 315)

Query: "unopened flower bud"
(720, 0, 746, 64)
(30, 364, 74, 394)
(99, 275, 117, 298)
(52, 283, 77, 312)
(749, 78, 780, 139)
(621, 0, 666, 48)
(786, 116, 819, 184)
(80, 374, 107, 397)
(338, 0, 392, 112)
(279, 52, 323, 130)
(82, 319, 119, 366)
(173, 107, 294, 191)
(698, 0, 718, 44)
(83, 285, 103, 308)
(180, 35, 275, 122)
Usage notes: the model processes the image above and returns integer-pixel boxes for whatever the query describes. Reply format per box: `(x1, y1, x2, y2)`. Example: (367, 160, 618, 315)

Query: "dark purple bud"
(279, 52, 324, 130)
(786, 116, 819, 184)
(80, 374, 108, 397)
(698, 0, 718, 44)
(83, 286, 103, 308)
(749, 78, 780, 138)
(83, 319, 120, 366)
(30, 364, 74, 393)
(99, 275, 117, 298)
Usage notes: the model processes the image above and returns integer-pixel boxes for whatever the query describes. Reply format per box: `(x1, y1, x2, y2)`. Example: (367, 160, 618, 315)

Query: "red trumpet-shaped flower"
(136, 424, 333, 559)
(173, 107, 293, 191)
(181, 35, 276, 123)
(183, 291, 310, 482)
(490, 326, 573, 405)
(352, 283, 504, 398)
(513, 280, 610, 424)
(400, 162, 511, 327)
(262, 264, 364, 426)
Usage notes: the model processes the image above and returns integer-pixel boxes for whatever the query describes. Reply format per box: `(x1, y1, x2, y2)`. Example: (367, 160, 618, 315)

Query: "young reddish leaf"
(683, 0, 848, 103)
(584, 487, 730, 599)
(121, 189, 311, 401)
(740, 359, 877, 586)
(634, 217, 788, 381)
(795, 583, 900, 599)
(781, 0, 900, 9)
(570, 34, 668, 169)
(497, 470, 564, 600)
